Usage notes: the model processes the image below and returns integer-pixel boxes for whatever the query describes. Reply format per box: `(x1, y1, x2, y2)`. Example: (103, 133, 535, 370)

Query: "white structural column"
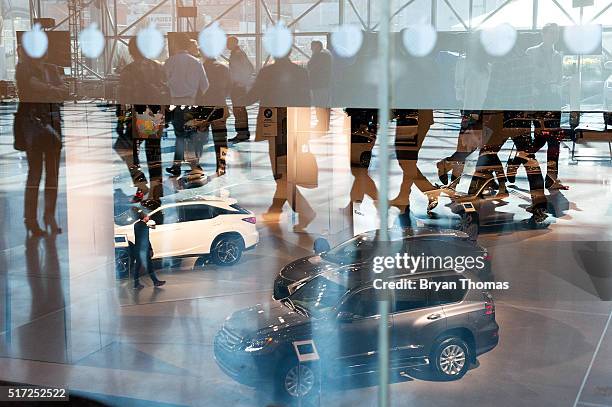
(63, 103, 116, 362)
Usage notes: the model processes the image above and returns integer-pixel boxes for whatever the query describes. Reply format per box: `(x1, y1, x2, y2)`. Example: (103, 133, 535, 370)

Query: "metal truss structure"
(9, 0, 612, 85)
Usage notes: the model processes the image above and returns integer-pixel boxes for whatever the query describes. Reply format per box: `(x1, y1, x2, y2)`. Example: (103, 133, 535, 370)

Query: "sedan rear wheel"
(431, 337, 470, 380)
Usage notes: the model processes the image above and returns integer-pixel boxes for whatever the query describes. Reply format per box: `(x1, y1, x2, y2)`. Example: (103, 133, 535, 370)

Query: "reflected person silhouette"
(23, 234, 68, 362)
(226, 36, 254, 143)
(201, 54, 231, 176)
(246, 54, 314, 231)
(526, 24, 567, 190)
(116, 37, 168, 203)
(14, 46, 66, 236)
(390, 109, 439, 215)
(307, 40, 332, 130)
(437, 35, 491, 184)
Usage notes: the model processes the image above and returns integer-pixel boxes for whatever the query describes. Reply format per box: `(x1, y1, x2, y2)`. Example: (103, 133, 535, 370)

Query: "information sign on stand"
(293, 339, 320, 363)
(292, 339, 321, 407)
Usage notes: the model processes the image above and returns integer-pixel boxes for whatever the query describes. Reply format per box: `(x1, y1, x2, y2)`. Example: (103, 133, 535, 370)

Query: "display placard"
(292, 339, 320, 362)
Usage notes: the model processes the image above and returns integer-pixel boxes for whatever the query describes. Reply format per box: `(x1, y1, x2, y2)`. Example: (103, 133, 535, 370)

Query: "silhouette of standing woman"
(14, 46, 66, 236)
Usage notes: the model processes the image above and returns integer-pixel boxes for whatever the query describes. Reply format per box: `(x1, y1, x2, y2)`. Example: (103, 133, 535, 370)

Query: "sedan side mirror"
(337, 311, 355, 322)
(313, 238, 331, 254)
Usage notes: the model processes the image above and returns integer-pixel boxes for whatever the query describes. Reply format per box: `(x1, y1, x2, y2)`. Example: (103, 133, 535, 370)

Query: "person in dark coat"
(245, 55, 314, 230)
(15, 46, 66, 236)
(307, 40, 332, 128)
(116, 37, 169, 203)
(227, 36, 254, 142)
(133, 209, 165, 289)
(245, 56, 310, 108)
(201, 56, 231, 175)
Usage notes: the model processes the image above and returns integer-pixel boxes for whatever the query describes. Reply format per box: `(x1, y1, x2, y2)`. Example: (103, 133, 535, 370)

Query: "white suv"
(114, 196, 259, 271)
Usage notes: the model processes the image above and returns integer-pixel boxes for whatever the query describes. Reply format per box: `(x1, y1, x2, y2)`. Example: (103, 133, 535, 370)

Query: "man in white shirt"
(164, 34, 209, 176)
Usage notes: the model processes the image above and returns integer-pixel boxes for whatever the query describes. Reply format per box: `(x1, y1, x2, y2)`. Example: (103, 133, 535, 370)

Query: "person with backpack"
(116, 37, 169, 203)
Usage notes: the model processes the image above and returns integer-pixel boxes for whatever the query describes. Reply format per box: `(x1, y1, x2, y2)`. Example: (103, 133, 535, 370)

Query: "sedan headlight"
(244, 336, 273, 352)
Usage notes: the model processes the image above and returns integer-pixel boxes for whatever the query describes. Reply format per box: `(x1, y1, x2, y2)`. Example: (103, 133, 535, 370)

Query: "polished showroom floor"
(0, 103, 611, 406)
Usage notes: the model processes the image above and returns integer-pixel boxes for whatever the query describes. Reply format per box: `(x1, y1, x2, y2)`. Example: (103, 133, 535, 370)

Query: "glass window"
(393, 284, 429, 312)
(429, 276, 468, 305)
(181, 204, 213, 222)
(321, 236, 376, 264)
(150, 207, 179, 225)
(340, 287, 379, 318)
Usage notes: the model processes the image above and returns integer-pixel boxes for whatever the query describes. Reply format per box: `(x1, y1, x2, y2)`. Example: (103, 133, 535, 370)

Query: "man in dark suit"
(245, 55, 310, 108)
(133, 209, 166, 289)
(201, 56, 231, 175)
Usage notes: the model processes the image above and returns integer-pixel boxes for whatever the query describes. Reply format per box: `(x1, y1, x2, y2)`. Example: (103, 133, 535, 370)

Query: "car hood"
(279, 255, 336, 282)
(223, 302, 311, 339)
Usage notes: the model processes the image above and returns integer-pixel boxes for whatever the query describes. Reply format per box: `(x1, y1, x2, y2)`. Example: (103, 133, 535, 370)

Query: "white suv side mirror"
(146, 220, 156, 228)
(604, 61, 612, 70)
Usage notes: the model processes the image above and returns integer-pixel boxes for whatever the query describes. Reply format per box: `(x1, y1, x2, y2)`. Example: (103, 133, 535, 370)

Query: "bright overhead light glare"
(402, 24, 437, 57)
(563, 24, 601, 55)
(263, 22, 293, 58)
(331, 24, 363, 58)
(136, 23, 164, 59)
(79, 23, 105, 59)
(199, 22, 227, 59)
(480, 23, 517, 57)
(22, 23, 48, 59)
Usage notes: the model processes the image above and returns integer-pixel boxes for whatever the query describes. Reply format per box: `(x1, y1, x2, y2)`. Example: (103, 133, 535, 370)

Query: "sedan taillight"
(484, 293, 495, 316)
(242, 217, 256, 224)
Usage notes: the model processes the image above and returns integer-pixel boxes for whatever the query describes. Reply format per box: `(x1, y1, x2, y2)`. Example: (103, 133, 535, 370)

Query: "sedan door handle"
(427, 313, 442, 320)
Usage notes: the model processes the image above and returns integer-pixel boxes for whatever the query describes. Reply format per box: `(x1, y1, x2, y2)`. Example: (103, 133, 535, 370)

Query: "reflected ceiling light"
(563, 24, 601, 55)
(402, 24, 437, 57)
(136, 24, 164, 59)
(199, 22, 227, 59)
(263, 22, 293, 58)
(480, 23, 517, 57)
(22, 23, 48, 59)
(331, 24, 363, 58)
(79, 23, 105, 59)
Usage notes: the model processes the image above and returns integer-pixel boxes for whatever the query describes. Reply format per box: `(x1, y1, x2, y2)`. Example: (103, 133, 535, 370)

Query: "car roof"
(357, 227, 471, 242)
(154, 195, 238, 210)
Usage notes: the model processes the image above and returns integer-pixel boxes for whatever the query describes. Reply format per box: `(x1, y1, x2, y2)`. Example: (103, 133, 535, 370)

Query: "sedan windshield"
(321, 236, 377, 264)
(289, 275, 348, 318)
(321, 236, 404, 265)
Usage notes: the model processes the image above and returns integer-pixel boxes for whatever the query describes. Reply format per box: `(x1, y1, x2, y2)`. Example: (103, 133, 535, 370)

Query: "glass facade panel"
(0, 1, 611, 406)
